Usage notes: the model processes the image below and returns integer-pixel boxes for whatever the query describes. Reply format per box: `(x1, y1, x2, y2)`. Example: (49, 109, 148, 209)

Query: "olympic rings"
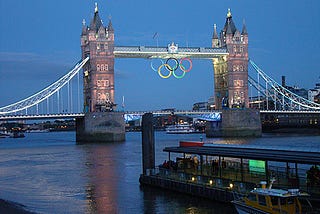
(151, 59, 164, 72)
(158, 64, 172, 79)
(151, 57, 193, 79)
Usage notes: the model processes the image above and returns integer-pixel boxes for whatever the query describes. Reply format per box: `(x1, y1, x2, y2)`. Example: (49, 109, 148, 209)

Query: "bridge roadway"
(0, 110, 318, 121)
(114, 46, 228, 59)
(0, 110, 220, 121)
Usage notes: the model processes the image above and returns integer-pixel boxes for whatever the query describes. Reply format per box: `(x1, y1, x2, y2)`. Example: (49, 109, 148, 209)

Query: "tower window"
(97, 64, 109, 71)
(234, 80, 243, 87)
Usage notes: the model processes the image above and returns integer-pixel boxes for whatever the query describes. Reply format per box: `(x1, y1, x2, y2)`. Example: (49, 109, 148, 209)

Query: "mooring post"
(142, 113, 155, 175)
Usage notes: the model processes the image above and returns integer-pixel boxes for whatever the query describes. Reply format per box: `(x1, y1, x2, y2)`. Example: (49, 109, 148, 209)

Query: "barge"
(140, 113, 320, 208)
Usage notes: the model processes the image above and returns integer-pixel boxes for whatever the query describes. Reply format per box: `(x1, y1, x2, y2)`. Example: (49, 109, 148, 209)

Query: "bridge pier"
(76, 112, 125, 143)
(206, 109, 261, 137)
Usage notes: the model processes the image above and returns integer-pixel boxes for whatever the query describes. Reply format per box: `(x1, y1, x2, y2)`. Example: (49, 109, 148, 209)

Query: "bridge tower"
(212, 9, 249, 109)
(208, 9, 260, 137)
(81, 3, 115, 112)
(77, 4, 125, 143)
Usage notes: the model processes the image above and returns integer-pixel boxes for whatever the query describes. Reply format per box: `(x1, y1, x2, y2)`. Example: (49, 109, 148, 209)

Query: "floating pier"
(140, 113, 320, 203)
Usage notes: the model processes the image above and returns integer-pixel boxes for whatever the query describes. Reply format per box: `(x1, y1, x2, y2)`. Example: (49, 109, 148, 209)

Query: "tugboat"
(232, 179, 313, 214)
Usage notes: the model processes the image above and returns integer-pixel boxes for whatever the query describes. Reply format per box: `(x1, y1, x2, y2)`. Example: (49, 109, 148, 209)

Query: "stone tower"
(212, 9, 249, 109)
(81, 3, 115, 112)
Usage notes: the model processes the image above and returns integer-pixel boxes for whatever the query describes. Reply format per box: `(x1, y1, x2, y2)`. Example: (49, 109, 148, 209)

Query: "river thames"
(0, 131, 319, 213)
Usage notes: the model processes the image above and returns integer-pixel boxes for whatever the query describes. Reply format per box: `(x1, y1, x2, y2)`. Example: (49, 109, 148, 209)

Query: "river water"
(0, 131, 319, 214)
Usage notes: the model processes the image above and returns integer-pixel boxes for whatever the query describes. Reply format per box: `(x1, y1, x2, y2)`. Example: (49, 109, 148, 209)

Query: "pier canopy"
(163, 145, 320, 165)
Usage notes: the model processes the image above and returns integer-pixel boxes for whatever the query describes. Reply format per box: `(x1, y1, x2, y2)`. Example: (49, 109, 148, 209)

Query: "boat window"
(258, 195, 267, 206)
(279, 198, 286, 205)
(248, 193, 257, 202)
(287, 197, 294, 204)
(270, 196, 278, 206)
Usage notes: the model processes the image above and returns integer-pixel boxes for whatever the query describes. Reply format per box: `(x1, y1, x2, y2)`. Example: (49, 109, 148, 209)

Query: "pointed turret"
(107, 17, 114, 32)
(81, 19, 87, 35)
(212, 24, 220, 48)
(223, 8, 237, 35)
(242, 19, 248, 35)
(89, 3, 103, 32)
(213, 24, 218, 39)
(226, 20, 233, 35)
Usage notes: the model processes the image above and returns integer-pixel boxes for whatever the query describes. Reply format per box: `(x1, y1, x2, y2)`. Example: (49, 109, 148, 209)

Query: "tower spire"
(227, 8, 232, 18)
(213, 24, 218, 39)
(242, 19, 248, 35)
(95, 2, 98, 13)
(107, 15, 114, 31)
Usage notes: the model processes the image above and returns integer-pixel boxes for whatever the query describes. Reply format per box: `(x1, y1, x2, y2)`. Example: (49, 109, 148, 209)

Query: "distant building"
(281, 76, 308, 99)
(193, 102, 208, 110)
(308, 78, 320, 103)
(192, 96, 215, 110)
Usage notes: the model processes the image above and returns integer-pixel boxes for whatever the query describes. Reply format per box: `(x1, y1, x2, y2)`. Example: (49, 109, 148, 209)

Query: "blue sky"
(0, 0, 319, 111)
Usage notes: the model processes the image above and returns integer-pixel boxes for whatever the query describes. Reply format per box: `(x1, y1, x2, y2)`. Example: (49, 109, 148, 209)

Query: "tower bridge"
(0, 4, 319, 142)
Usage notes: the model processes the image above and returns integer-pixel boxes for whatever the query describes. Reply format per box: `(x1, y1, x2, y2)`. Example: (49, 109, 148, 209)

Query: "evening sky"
(0, 0, 319, 111)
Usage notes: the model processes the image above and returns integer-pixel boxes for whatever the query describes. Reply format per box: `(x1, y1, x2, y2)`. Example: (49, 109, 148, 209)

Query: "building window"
(97, 64, 109, 71)
(233, 65, 241, 72)
(234, 80, 243, 87)
(96, 79, 109, 87)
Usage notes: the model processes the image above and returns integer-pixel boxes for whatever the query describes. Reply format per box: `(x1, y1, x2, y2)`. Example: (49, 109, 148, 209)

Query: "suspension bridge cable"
(0, 57, 89, 115)
(249, 59, 320, 110)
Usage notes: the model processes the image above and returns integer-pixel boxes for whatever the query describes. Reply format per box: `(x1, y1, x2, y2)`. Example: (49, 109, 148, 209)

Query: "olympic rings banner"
(150, 57, 193, 79)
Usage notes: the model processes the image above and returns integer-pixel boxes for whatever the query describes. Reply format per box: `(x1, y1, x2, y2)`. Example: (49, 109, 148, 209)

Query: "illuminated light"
(209, 180, 213, 185)
(249, 160, 265, 173)
(191, 177, 195, 182)
(229, 183, 233, 189)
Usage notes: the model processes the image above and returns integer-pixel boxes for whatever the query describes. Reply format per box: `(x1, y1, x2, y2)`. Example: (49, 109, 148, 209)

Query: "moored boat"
(232, 180, 313, 214)
(166, 123, 195, 134)
(179, 141, 204, 147)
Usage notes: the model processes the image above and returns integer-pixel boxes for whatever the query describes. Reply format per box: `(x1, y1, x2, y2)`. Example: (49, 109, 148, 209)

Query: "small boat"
(232, 179, 313, 214)
(166, 123, 195, 134)
(179, 141, 204, 147)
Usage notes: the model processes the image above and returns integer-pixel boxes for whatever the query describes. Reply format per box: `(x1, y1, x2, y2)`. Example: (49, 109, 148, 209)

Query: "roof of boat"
(163, 145, 320, 165)
(251, 188, 309, 197)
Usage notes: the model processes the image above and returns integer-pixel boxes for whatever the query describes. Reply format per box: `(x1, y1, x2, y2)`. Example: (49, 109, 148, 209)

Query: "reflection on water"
(0, 132, 319, 213)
